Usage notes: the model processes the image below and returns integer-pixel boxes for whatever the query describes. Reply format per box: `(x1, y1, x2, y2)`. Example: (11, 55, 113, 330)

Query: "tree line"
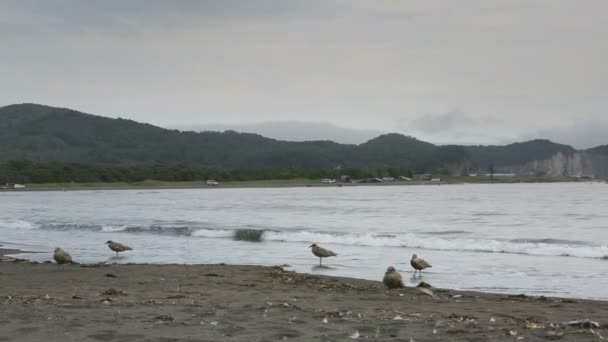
(0, 160, 414, 184)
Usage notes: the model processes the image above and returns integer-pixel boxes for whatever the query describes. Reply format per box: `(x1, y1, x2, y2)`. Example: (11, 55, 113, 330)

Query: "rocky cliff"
(497, 151, 608, 177)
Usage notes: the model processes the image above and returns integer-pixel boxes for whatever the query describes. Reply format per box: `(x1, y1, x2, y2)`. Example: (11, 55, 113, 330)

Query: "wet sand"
(1, 250, 607, 341)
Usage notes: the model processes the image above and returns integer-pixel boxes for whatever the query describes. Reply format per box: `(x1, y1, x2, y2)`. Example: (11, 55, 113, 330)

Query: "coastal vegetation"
(2, 104, 601, 177)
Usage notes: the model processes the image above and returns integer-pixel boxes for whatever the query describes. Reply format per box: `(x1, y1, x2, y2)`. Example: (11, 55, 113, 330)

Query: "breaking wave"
(3, 219, 608, 259)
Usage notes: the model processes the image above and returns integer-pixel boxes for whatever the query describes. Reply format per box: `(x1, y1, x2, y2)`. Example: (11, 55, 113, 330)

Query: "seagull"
(309, 243, 337, 266)
(105, 240, 133, 256)
(53, 248, 73, 265)
(410, 254, 432, 277)
(383, 266, 404, 289)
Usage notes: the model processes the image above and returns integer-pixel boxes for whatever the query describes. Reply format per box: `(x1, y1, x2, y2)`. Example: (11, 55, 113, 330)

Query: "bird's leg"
(116, 251, 119, 257)
(319, 258, 322, 266)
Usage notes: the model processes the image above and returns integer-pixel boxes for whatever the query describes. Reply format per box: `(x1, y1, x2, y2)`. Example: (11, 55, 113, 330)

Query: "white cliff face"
(498, 152, 602, 177)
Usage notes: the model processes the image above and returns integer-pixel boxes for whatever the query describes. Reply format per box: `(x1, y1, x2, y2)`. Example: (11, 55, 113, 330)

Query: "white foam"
(0, 219, 38, 230)
(101, 225, 129, 232)
(191, 228, 234, 238)
(262, 231, 608, 259)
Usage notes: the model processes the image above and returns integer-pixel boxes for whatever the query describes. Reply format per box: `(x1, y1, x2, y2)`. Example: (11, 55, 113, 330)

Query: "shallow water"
(1, 182, 608, 299)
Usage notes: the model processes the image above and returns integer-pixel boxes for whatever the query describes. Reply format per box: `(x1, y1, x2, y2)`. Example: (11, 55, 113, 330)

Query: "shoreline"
(1, 177, 603, 192)
(1, 249, 607, 341)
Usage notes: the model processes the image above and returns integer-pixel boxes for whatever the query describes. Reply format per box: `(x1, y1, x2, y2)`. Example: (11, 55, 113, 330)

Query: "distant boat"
(206, 180, 219, 186)
(321, 178, 336, 184)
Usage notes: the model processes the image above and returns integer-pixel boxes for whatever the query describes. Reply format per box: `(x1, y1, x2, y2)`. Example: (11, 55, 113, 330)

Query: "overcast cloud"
(1, 1, 606, 147)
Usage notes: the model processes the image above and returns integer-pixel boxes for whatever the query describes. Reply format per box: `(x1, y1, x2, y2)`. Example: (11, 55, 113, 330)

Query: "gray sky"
(1, 1, 607, 148)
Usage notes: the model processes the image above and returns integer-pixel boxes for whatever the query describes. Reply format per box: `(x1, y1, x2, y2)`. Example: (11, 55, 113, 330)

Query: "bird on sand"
(410, 254, 432, 277)
(309, 243, 337, 266)
(105, 240, 133, 256)
(53, 248, 73, 265)
(383, 266, 404, 289)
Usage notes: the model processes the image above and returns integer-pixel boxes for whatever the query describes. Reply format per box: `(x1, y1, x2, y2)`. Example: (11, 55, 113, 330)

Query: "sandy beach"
(1, 249, 607, 341)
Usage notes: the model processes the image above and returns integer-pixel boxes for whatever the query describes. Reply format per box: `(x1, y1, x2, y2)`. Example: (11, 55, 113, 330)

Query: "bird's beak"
(309, 245, 313, 248)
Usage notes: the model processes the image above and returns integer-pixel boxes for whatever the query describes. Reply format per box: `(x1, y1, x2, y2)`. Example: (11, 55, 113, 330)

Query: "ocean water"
(1, 182, 608, 299)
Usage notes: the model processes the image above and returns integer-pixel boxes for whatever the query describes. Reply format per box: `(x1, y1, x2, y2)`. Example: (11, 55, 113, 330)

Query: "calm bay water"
(1, 182, 608, 299)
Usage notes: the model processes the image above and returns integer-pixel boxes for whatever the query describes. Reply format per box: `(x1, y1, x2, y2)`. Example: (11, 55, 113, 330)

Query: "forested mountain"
(464, 140, 577, 170)
(0, 104, 604, 175)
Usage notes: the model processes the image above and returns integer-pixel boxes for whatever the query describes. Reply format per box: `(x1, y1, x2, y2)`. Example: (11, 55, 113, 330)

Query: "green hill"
(0, 103, 596, 175)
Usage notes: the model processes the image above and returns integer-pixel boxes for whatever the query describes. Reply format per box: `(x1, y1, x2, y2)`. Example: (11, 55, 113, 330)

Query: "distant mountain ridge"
(1, 103, 607, 176)
(171, 121, 385, 145)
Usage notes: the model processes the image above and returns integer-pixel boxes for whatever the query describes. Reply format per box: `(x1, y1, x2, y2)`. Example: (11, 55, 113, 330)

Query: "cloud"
(399, 111, 519, 146)
(525, 116, 608, 149)
(0, 0, 606, 141)
(170, 121, 385, 144)
(409, 110, 473, 133)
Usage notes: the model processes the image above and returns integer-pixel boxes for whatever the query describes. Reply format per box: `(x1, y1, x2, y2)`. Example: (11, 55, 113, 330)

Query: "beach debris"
(209, 321, 218, 326)
(322, 317, 328, 324)
(490, 317, 496, 323)
(71, 295, 83, 300)
(53, 247, 73, 265)
(154, 314, 174, 322)
(2, 295, 49, 305)
(393, 315, 407, 321)
(349, 330, 360, 339)
(526, 322, 544, 329)
(432, 329, 438, 335)
(204, 273, 222, 277)
(545, 331, 564, 339)
(416, 281, 432, 289)
(589, 329, 605, 340)
(309, 243, 337, 266)
(167, 294, 187, 299)
(105, 240, 133, 257)
(563, 319, 601, 328)
(410, 253, 432, 277)
(104, 273, 118, 278)
(417, 287, 442, 300)
(447, 313, 477, 326)
(508, 330, 518, 336)
(452, 294, 463, 299)
(383, 266, 404, 289)
(100, 288, 127, 296)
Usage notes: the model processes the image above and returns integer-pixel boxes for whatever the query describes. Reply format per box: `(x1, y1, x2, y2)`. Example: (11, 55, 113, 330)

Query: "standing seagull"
(383, 266, 404, 289)
(410, 254, 432, 277)
(105, 240, 133, 256)
(309, 243, 337, 266)
(53, 248, 73, 265)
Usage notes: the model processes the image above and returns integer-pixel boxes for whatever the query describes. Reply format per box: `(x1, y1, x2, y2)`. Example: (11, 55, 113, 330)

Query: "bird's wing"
(417, 258, 432, 268)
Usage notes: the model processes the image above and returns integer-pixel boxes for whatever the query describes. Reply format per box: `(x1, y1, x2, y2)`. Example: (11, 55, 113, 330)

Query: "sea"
(1, 182, 607, 300)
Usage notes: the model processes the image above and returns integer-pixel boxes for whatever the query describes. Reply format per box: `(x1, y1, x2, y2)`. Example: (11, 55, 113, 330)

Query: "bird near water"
(383, 266, 404, 289)
(309, 243, 337, 266)
(53, 248, 73, 265)
(410, 254, 432, 277)
(105, 240, 133, 256)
